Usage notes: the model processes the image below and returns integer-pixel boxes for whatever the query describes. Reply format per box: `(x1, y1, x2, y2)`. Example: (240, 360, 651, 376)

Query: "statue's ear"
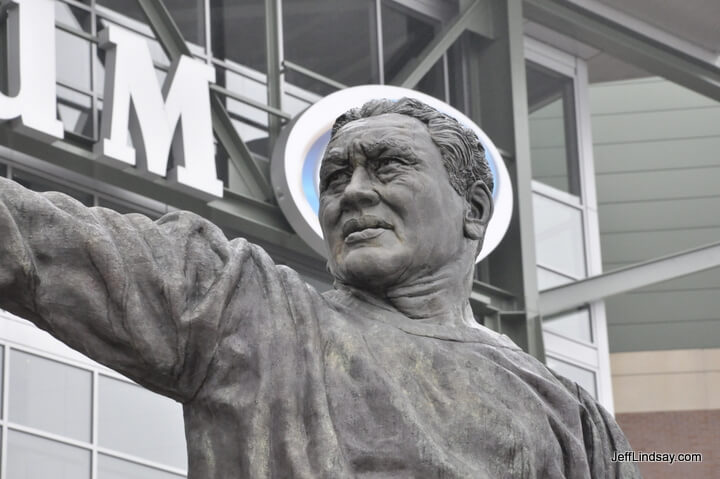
(463, 180, 493, 241)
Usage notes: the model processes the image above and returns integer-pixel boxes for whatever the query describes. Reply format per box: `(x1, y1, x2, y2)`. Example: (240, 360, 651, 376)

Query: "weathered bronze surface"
(0, 98, 640, 478)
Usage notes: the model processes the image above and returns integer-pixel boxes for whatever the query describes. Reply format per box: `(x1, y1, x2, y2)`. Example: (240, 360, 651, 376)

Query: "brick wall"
(616, 410, 720, 478)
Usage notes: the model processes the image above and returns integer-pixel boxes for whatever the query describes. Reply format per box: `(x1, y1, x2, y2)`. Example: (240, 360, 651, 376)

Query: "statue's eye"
(323, 169, 350, 190)
(375, 157, 406, 177)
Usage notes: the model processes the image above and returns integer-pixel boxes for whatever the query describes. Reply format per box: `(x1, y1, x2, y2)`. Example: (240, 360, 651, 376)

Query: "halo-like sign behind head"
(270, 85, 513, 263)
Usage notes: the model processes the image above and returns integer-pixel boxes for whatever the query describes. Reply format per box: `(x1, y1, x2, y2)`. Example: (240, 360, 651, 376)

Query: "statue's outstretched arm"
(0, 176, 251, 402)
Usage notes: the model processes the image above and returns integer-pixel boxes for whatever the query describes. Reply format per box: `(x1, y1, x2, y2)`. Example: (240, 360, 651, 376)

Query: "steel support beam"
(136, 0, 274, 201)
(524, 0, 720, 102)
(265, 0, 284, 148)
(461, 0, 543, 360)
(282, 60, 348, 91)
(392, 0, 494, 89)
(539, 241, 720, 317)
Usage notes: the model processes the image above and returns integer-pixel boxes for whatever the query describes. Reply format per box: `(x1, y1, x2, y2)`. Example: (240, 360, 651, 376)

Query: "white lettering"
(95, 25, 222, 197)
(0, 0, 63, 139)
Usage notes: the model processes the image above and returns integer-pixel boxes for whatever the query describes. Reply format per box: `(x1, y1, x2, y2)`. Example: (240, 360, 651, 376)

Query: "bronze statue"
(0, 98, 640, 478)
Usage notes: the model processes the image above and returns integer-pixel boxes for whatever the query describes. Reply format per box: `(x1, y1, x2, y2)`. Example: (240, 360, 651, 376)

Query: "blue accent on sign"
(486, 147, 499, 198)
(301, 131, 499, 215)
(302, 131, 331, 215)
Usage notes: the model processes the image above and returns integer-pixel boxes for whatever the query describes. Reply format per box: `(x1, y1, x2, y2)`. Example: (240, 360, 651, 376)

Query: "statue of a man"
(0, 98, 640, 478)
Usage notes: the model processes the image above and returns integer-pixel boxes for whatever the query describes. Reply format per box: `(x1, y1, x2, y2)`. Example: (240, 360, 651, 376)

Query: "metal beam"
(524, 0, 720, 102)
(392, 0, 494, 89)
(282, 60, 348, 90)
(265, 0, 284, 148)
(136, 0, 274, 201)
(539, 240, 720, 316)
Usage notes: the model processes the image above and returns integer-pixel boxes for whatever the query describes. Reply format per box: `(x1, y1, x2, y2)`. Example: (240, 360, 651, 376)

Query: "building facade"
(0, 0, 717, 477)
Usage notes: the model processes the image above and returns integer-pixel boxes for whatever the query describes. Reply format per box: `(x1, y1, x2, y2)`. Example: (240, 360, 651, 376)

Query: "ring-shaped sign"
(271, 85, 513, 263)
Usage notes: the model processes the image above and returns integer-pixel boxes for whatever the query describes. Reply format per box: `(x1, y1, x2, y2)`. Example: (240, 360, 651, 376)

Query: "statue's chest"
(320, 326, 542, 477)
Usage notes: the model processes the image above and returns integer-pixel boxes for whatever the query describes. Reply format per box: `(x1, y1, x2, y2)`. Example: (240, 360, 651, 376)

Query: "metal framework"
(392, 0, 494, 88)
(539, 240, 720, 317)
(136, 0, 274, 201)
(524, 0, 720, 102)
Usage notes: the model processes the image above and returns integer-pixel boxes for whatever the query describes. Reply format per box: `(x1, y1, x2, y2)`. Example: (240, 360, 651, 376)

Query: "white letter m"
(95, 25, 222, 197)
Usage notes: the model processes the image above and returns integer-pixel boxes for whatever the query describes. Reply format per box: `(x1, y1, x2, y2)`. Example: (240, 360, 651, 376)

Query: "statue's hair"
(329, 97, 494, 198)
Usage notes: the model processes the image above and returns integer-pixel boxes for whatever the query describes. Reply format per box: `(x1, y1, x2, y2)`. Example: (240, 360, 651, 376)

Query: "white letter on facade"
(0, 0, 63, 140)
(96, 25, 222, 198)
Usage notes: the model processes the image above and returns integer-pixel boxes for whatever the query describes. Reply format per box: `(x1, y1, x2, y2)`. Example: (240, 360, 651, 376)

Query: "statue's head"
(318, 98, 494, 292)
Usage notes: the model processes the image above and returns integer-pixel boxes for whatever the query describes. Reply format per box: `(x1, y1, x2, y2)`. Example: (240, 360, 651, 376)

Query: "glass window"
(536, 266, 573, 291)
(55, 3, 92, 33)
(416, 59, 446, 101)
(97, 0, 205, 47)
(9, 350, 92, 442)
(57, 86, 94, 138)
(210, 0, 266, 72)
(544, 308, 593, 343)
(0, 345, 3, 418)
(11, 170, 95, 206)
(284, 0, 379, 93)
(99, 454, 185, 479)
(533, 193, 586, 278)
(230, 116, 269, 158)
(0, 162, 5, 177)
(526, 61, 579, 195)
(382, 1, 438, 84)
(7, 430, 91, 479)
(56, 29, 92, 91)
(98, 375, 187, 470)
(546, 357, 597, 399)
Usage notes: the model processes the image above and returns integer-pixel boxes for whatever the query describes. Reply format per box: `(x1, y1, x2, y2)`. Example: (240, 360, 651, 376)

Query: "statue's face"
(318, 113, 468, 290)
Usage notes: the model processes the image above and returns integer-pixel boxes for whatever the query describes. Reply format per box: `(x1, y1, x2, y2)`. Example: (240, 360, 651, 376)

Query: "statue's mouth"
(342, 216, 394, 238)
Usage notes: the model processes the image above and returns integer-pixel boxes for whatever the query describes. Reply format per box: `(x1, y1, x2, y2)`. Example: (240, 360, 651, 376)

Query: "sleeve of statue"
(0, 176, 258, 402)
(554, 373, 643, 478)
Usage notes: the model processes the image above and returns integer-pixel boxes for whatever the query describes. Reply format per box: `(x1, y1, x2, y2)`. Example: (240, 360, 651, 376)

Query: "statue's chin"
(332, 248, 407, 292)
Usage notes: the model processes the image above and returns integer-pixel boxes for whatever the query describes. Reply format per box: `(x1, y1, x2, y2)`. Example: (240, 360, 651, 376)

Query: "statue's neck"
(339, 269, 479, 329)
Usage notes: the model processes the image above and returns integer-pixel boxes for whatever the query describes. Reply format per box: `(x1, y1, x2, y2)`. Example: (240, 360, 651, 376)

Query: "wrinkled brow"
(322, 137, 416, 167)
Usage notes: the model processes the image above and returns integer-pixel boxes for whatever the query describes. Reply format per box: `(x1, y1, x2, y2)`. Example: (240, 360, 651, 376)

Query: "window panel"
(0, 345, 3, 418)
(546, 357, 597, 399)
(416, 59, 446, 102)
(7, 430, 90, 479)
(537, 266, 574, 291)
(97, 0, 204, 47)
(56, 29, 92, 90)
(526, 61, 580, 196)
(9, 350, 92, 442)
(57, 85, 94, 138)
(284, 0, 379, 93)
(98, 376, 187, 470)
(382, 1, 437, 83)
(99, 454, 185, 479)
(533, 193, 586, 278)
(210, 0, 266, 72)
(230, 117, 269, 158)
(55, 3, 92, 33)
(544, 308, 593, 343)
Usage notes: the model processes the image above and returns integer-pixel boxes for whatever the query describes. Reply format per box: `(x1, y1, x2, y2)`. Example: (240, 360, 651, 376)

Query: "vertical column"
(265, 0, 284, 149)
(470, 0, 544, 359)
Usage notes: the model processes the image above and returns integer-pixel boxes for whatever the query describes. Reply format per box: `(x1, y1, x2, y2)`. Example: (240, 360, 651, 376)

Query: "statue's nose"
(340, 167, 379, 211)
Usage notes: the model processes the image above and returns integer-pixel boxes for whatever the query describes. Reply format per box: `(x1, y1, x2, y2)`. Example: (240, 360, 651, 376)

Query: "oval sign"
(271, 85, 513, 263)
